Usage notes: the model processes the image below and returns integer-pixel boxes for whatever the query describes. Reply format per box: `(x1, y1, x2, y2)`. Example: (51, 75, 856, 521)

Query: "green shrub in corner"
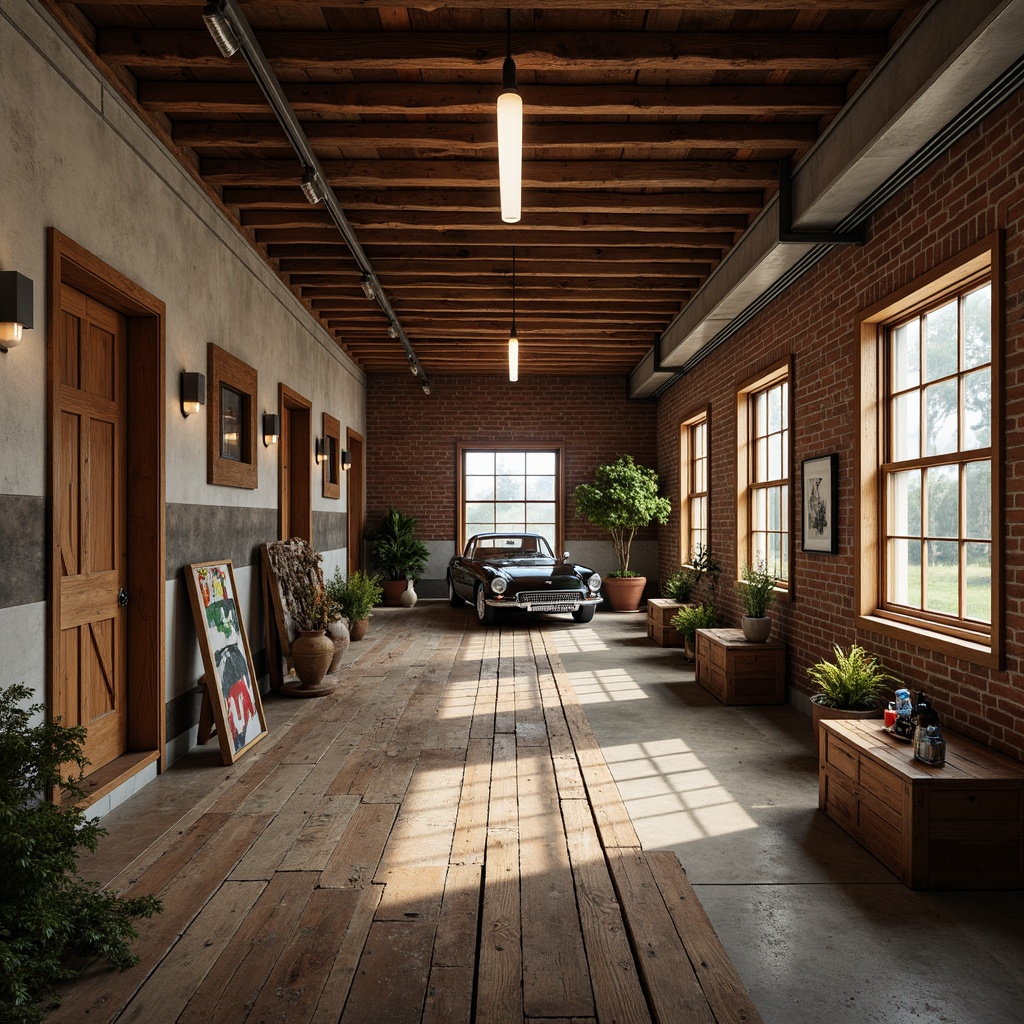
(326, 567, 383, 622)
(0, 684, 162, 1023)
(670, 602, 720, 647)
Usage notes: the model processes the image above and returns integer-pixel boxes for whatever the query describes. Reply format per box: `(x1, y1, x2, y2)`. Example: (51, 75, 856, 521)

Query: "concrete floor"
(545, 611, 1024, 1024)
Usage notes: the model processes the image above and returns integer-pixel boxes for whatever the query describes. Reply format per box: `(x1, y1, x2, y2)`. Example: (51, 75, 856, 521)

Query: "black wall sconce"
(341, 449, 352, 472)
(315, 437, 326, 465)
(180, 371, 206, 417)
(263, 413, 280, 447)
(0, 271, 33, 353)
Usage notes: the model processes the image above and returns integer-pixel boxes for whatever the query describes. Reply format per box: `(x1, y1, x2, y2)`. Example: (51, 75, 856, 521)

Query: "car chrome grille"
(514, 590, 581, 610)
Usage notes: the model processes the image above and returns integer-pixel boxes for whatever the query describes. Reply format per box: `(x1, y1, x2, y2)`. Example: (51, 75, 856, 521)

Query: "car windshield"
(469, 535, 554, 560)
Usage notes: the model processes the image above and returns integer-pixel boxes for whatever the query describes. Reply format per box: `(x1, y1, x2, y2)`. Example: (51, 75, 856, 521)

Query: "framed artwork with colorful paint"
(185, 560, 268, 764)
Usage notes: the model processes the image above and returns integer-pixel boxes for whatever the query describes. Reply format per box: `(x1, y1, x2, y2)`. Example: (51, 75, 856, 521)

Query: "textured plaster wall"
(0, 1, 366, 766)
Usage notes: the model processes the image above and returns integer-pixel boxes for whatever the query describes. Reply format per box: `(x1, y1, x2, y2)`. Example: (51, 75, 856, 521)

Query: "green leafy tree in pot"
(573, 455, 671, 578)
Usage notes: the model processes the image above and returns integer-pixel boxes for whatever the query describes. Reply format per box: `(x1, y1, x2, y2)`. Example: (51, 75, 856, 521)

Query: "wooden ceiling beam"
(291, 277, 697, 295)
(226, 188, 765, 214)
(101, 29, 886, 71)
(80, 2, 920, 10)
(242, 208, 751, 232)
(273, 244, 718, 263)
(258, 229, 735, 248)
(173, 119, 819, 152)
(281, 258, 709, 278)
(202, 157, 778, 189)
(140, 81, 846, 117)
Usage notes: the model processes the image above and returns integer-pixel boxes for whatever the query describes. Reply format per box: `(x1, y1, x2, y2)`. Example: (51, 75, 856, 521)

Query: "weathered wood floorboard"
(48, 603, 761, 1024)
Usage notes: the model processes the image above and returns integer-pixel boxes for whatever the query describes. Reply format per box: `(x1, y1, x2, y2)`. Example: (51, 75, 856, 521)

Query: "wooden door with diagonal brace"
(56, 284, 128, 772)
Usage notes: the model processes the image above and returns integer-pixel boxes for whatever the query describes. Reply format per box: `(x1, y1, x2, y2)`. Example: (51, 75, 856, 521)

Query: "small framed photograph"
(801, 454, 838, 554)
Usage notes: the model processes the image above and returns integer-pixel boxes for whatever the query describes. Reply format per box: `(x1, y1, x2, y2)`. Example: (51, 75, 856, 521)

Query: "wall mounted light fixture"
(0, 272, 33, 353)
(496, 8, 522, 224)
(263, 412, 280, 446)
(341, 449, 352, 472)
(508, 246, 519, 382)
(180, 371, 206, 417)
(315, 437, 326, 465)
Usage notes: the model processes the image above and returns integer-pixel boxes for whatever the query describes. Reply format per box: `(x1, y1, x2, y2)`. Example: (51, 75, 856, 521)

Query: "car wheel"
(572, 604, 596, 623)
(448, 575, 464, 607)
(475, 584, 496, 625)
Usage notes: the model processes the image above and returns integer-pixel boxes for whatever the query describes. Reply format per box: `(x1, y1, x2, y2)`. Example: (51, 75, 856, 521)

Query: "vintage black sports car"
(448, 532, 603, 625)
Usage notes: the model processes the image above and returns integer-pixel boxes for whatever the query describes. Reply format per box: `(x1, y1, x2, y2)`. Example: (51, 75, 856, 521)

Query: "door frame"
(346, 428, 365, 575)
(48, 229, 166, 792)
(278, 383, 312, 543)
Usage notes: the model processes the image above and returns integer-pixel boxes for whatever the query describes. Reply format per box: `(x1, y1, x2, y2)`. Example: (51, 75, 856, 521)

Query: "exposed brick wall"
(656, 87, 1024, 758)
(365, 374, 659, 544)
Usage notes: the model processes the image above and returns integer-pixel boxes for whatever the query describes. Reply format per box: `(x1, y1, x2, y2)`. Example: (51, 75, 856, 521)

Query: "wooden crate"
(693, 628, 785, 704)
(647, 599, 687, 647)
(819, 719, 1024, 889)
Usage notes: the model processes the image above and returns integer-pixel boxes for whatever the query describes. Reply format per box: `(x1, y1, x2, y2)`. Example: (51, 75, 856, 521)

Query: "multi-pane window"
(461, 448, 560, 549)
(749, 377, 789, 580)
(883, 282, 992, 630)
(680, 413, 708, 561)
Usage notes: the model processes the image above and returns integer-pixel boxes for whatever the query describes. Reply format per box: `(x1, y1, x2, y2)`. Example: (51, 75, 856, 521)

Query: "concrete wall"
(0, 0, 366, 785)
(365, 374, 662, 594)
(655, 84, 1024, 758)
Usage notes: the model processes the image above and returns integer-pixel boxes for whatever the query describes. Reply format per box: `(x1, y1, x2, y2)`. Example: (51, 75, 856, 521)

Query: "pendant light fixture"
(508, 246, 519, 382)
(496, 9, 522, 224)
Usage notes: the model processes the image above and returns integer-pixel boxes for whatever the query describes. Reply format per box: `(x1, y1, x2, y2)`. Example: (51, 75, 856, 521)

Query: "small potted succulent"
(738, 558, 776, 642)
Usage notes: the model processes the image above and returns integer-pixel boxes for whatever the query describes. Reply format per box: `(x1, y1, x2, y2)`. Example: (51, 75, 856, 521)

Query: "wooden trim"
(279, 383, 313, 543)
(322, 411, 341, 499)
(678, 405, 710, 565)
(854, 231, 1002, 669)
(346, 427, 365, 574)
(207, 344, 258, 489)
(47, 228, 166, 774)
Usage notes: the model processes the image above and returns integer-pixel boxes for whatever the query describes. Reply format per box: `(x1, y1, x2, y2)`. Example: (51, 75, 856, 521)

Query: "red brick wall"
(656, 87, 1024, 757)
(365, 374, 659, 543)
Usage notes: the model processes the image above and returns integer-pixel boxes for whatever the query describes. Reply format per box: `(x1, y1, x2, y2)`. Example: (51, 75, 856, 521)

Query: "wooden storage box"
(694, 627, 785, 705)
(647, 598, 687, 647)
(819, 719, 1024, 889)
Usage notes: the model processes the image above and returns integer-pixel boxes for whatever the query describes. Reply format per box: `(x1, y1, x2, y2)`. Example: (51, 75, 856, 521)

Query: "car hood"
(494, 561, 583, 585)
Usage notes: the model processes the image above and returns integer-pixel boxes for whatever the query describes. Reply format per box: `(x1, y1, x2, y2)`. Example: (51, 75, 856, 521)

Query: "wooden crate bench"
(694, 627, 786, 704)
(819, 719, 1024, 889)
(647, 598, 687, 647)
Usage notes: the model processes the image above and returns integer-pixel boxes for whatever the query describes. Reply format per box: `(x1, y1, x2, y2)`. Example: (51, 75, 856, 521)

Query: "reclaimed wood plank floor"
(57, 602, 762, 1024)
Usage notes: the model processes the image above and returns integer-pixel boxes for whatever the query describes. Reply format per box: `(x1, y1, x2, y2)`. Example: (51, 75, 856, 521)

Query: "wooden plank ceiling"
(49, 0, 927, 380)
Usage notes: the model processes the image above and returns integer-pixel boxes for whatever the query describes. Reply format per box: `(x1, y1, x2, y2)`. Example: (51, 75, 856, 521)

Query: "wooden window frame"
(736, 356, 793, 598)
(455, 443, 565, 555)
(679, 406, 710, 565)
(207, 344, 257, 489)
(322, 411, 341, 499)
(855, 233, 1003, 669)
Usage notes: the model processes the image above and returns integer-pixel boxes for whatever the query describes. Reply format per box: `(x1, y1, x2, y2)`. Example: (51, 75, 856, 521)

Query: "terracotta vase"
(291, 629, 334, 689)
(603, 575, 646, 612)
(399, 580, 418, 607)
(382, 579, 406, 606)
(349, 618, 369, 641)
(811, 694, 882, 747)
(326, 617, 350, 673)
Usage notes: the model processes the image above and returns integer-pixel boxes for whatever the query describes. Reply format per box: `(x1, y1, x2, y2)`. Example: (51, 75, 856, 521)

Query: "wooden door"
(347, 429, 365, 574)
(57, 284, 128, 772)
(279, 384, 312, 542)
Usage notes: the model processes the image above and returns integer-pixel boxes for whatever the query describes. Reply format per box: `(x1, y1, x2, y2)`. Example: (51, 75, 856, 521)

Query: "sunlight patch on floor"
(566, 667, 649, 704)
(602, 737, 758, 844)
(547, 626, 609, 653)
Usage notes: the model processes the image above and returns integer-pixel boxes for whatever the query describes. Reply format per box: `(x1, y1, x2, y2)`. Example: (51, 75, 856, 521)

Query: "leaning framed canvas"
(801, 454, 839, 554)
(185, 560, 268, 764)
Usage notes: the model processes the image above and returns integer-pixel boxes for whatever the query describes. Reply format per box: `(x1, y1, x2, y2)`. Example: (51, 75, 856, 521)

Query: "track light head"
(388, 321, 399, 339)
(300, 166, 323, 204)
(202, 1, 240, 58)
(360, 273, 376, 300)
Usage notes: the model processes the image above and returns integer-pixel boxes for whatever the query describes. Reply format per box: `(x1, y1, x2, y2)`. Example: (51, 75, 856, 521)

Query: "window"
(857, 234, 1001, 666)
(458, 446, 563, 552)
(737, 359, 791, 586)
(679, 409, 709, 562)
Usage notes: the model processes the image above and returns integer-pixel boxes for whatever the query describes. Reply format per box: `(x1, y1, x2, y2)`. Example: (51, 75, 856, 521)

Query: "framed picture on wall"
(801, 453, 839, 554)
(184, 559, 268, 764)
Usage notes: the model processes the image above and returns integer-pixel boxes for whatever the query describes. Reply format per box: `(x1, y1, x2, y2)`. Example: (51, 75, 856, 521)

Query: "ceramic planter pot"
(382, 579, 407, 606)
(741, 615, 772, 642)
(810, 694, 881, 745)
(326, 617, 350, 674)
(290, 629, 334, 690)
(349, 618, 369, 641)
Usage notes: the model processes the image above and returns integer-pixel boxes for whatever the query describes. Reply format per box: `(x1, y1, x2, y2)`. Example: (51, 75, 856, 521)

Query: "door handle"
(118, 588, 129, 608)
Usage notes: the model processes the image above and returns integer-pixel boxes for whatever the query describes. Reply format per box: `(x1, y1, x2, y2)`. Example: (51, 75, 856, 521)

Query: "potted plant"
(808, 643, 899, 742)
(573, 454, 671, 612)
(671, 602, 720, 660)
(369, 505, 430, 606)
(327, 569, 383, 641)
(284, 578, 337, 692)
(738, 558, 776, 641)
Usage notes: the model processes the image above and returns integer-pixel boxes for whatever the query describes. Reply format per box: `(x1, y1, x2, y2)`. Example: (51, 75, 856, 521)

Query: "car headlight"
(587, 573, 602, 593)
(490, 577, 507, 595)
